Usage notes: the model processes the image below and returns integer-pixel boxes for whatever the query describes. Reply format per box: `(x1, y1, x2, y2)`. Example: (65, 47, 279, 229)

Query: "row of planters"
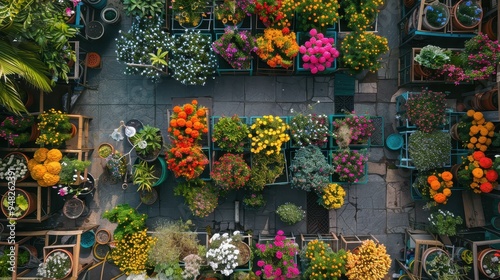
(98, 204, 392, 279)
(115, 0, 388, 84)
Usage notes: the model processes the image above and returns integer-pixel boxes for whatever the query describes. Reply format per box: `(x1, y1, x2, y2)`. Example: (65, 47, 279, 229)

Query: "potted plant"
(297, 29, 340, 74)
(102, 204, 148, 240)
(295, 0, 339, 32)
(28, 148, 63, 187)
(105, 151, 128, 181)
(120, 0, 164, 17)
(36, 108, 73, 147)
(405, 90, 447, 133)
(168, 100, 209, 144)
(249, 115, 290, 155)
(206, 231, 249, 276)
(345, 239, 391, 280)
(254, 230, 300, 279)
(452, 0, 483, 29)
(166, 142, 209, 181)
(414, 45, 451, 75)
(212, 115, 250, 152)
(109, 229, 157, 276)
(458, 110, 495, 151)
(148, 220, 201, 277)
(289, 110, 331, 147)
(174, 179, 219, 218)
(58, 156, 91, 186)
(97, 143, 114, 158)
(318, 183, 346, 210)
(247, 153, 285, 191)
(212, 28, 257, 70)
(132, 159, 159, 192)
(426, 171, 454, 205)
(214, 0, 248, 26)
(171, 0, 209, 28)
(0, 246, 32, 277)
(424, 248, 469, 279)
(422, 1, 450, 30)
(408, 130, 451, 171)
(37, 249, 73, 279)
(340, 31, 389, 74)
(276, 202, 305, 225)
(0, 152, 29, 182)
(231, 271, 260, 280)
(242, 192, 266, 209)
(115, 16, 170, 82)
(427, 209, 463, 236)
(457, 151, 498, 193)
(302, 239, 347, 280)
(289, 145, 334, 193)
(1, 188, 36, 219)
(248, 0, 284, 27)
(130, 125, 163, 161)
(478, 248, 500, 278)
(330, 148, 369, 183)
(211, 153, 251, 193)
(0, 115, 34, 146)
(100, 6, 121, 24)
(332, 111, 375, 148)
(167, 30, 217, 86)
(255, 28, 299, 69)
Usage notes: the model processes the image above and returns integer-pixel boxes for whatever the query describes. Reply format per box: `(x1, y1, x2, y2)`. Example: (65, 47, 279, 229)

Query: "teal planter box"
(250, 150, 290, 186)
(249, 116, 289, 150)
(288, 115, 330, 149)
(329, 114, 371, 149)
(214, 33, 254, 76)
(329, 148, 369, 185)
(295, 31, 338, 74)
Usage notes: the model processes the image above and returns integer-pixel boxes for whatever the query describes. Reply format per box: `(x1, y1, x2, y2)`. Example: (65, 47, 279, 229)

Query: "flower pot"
(86, 52, 101, 68)
(86, 21, 104, 40)
(95, 229, 112, 244)
(17, 244, 38, 269)
(235, 241, 251, 266)
(450, 123, 461, 141)
(98, 143, 114, 159)
(29, 123, 40, 142)
(136, 132, 164, 162)
(422, 2, 450, 31)
(474, 89, 498, 111)
(100, 6, 120, 24)
(452, 0, 483, 30)
(43, 249, 73, 280)
(140, 188, 158, 205)
(1, 188, 36, 220)
(422, 247, 450, 278)
(482, 16, 497, 40)
(81, 230, 96, 249)
(63, 197, 89, 219)
(3, 152, 30, 182)
(93, 243, 111, 261)
(70, 123, 77, 139)
(478, 248, 500, 279)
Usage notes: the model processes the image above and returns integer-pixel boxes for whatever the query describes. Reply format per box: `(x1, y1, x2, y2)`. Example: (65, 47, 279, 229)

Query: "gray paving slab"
(356, 209, 387, 234)
(387, 209, 411, 234)
(213, 76, 246, 102)
(276, 77, 308, 102)
(244, 76, 277, 102)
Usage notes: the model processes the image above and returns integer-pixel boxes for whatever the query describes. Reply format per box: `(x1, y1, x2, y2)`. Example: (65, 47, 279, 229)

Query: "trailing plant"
(289, 145, 334, 193)
(174, 179, 219, 217)
(212, 28, 257, 70)
(408, 130, 451, 172)
(242, 192, 266, 208)
(276, 202, 305, 225)
(0, 115, 34, 146)
(212, 115, 250, 152)
(102, 204, 148, 240)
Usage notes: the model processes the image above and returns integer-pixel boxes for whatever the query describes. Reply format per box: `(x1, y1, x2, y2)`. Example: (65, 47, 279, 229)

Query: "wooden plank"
(462, 191, 485, 228)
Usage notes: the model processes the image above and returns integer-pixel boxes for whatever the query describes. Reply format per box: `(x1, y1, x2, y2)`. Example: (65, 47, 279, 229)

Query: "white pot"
(101, 7, 120, 25)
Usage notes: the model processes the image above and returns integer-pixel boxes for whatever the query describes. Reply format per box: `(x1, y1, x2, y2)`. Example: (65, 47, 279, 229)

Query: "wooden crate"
(340, 234, 379, 251)
(65, 114, 93, 150)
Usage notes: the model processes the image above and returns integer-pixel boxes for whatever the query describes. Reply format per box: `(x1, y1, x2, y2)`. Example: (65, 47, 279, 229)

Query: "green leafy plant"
(408, 130, 451, 171)
(427, 209, 463, 236)
(301, 239, 347, 280)
(130, 125, 163, 157)
(174, 179, 219, 218)
(59, 156, 91, 186)
(212, 115, 250, 153)
(247, 153, 285, 191)
(276, 202, 305, 225)
(426, 251, 470, 279)
(2, 192, 29, 218)
(102, 204, 148, 240)
(121, 0, 166, 18)
(133, 159, 159, 192)
(242, 192, 266, 208)
(289, 111, 331, 147)
(289, 145, 334, 193)
(36, 108, 72, 147)
(149, 48, 168, 68)
(405, 90, 447, 133)
(105, 151, 128, 181)
(98, 143, 113, 158)
(0, 115, 34, 146)
(414, 45, 451, 70)
(340, 31, 389, 74)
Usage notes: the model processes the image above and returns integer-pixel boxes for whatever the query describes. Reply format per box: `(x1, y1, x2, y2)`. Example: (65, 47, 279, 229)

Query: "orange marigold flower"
(176, 118, 186, 127)
(470, 137, 478, 144)
(202, 127, 208, 133)
(472, 168, 484, 178)
(473, 112, 484, 121)
(480, 145, 488, 152)
(191, 130, 200, 139)
(173, 130, 180, 136)
(427, 175, 438, 184)
(191, 116, 199, 123)
(185, 128, 192, 135)
(192, 100, 198, 105)
(430, 180, 441, 191)
(193, 122, 202, 130)
(185, 121, 193, 128)
(480, 127, 489, 136)
(196, 109, 206, 117)
(443, 188, 452, 197)
(441, 171, 453, 181)
(466, 109, 475, 117)
(480, 182, 493, 193)
(178, 111, 187, 119)
(433, 193, 447, 204)
(173, 106, 182, 113)
(170, 120, 178, 127)
(184, 104, 194, 115)
(473, 151, 485, 161)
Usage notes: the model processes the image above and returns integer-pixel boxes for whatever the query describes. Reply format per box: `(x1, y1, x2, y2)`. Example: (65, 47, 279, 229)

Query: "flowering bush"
(214, 0, 248, 25)
(442, 33, 500, 84)
(289, 145, 334, 193)
(211, 153, 251, 192)
(247, 153, 285, 191)
(36, 108, 72, 147)
(28, 148, 62, 187)
(174, 179, 219, 217)
(212, 28, 257, 70)
(298, 29, 339, 74)
(254, 230, 300, 279)
(110, 229, 157, 275)
(102, 204, 148, 241)
(37, 250, 72, 279)
(249, 115, 290, 155)
(340, 31, 389, 74)
(168, 100, 209, 143)
(0, 115, 34, 146)
(212, 115, 250, 152)
(319, 183, 346, 210)
(408, 130, 451, 171)
(276, 202, 305, 225)
(115, 16, 170, 82)
(206, 231, 243, 276)
(166, 141, 209, 180)
(457, 151, 498, 193)
(289, 111, 331, 147)
(333, 111, 375, 148)
(345, 239, 391, 280)
(330, 148, 368, 183)
(405, 90, 447, 133)
(426, 171, 454, 204)
(167, 30, 217, 85)
(248, 0, 284, 27)
(295, 0, 339, 31)
(460, 109, 495, 152)
(342, 0, 382, 30)
(302, 240, 347, 280)
(172, 0, 209, 27)
(256, 28, 300, 68)
(428, 209, 463, 236)
(243, 192, 266, 208)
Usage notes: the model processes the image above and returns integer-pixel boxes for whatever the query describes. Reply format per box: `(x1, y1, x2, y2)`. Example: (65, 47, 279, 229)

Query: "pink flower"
(65, 7, 74, 16)
(257, 260, 265, 267)
(58, 187, 68, 196)
(276, 251, 283, 259)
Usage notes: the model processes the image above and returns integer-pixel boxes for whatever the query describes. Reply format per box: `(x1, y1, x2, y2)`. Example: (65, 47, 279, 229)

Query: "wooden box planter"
(295, 31, 338, 75)
(65, 114, 93, 150)
(340, 234, 379, 252)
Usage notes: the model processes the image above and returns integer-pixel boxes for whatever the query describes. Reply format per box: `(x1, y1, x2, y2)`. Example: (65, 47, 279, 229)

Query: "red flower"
(480, 182, 494, 193)
(486, 169, 499, 182)
(479, 157, 493, 169)
(472, 151, 485, 161)
(282, 27, 290, 35)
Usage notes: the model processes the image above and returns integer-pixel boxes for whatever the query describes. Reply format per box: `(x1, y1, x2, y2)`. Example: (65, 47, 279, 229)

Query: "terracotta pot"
(422, 247, 450, 278)
(482, 16, 497, 40)
(450, 163, 462, 185)
(404, 0, 415, 8)
(63, 197, 88, 219)
(29, 123, 40, 142)
(3, 152, 30, 182)
(478, 248, 500, 279)
(414, 63, 433, 79)
(452, 0, 483, 30)
(474, 89, 498, 111)
(450, 123, 461, 141)
(97, 143, 114, 159)
(1, 188, 36, 220)
(86, 52, 101, 68)
(95, 229, 112, 244)
(70, 123, 77, 138)
(93, 243, 111, 261)
(44, 249, 73, 280)
(422, 2, 450, 30)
